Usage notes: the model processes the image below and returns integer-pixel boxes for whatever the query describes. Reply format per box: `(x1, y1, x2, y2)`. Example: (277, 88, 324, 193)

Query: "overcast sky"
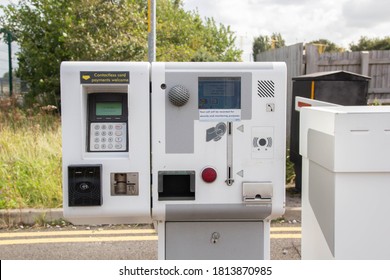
(183, 0, 390, 61)
(1, 0, 390, 75)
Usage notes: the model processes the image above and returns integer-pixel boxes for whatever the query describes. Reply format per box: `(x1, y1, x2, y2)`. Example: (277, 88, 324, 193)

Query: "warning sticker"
(199, 109, 241, 122)
(80, 71, 129, 84)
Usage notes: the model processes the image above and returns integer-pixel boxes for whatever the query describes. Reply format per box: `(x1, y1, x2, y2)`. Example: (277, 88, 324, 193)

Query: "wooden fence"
(306, 45, 390, 104)
(256, 44, 390, 137)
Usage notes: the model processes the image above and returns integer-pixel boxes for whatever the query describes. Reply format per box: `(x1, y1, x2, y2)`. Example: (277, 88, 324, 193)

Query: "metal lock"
(211, 232, 220, 244)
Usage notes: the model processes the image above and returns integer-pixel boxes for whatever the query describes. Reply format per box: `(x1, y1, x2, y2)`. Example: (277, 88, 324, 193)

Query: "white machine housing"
(300, 105, 390, 259)
(61, 62, 151, 225)
(151, 62, 286, 259)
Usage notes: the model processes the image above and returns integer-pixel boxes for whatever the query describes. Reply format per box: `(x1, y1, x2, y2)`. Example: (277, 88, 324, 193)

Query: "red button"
(202, 167, 217, 183)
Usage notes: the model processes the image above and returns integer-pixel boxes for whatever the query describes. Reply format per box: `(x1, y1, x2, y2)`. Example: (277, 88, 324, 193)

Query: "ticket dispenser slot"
(87, 92, 128, 152)
(243, 182, 273, 204)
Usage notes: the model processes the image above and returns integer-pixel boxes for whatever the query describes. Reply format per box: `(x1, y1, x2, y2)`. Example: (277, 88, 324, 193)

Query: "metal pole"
(7, 31, 13, 97)
(148, 0, 156, 62)
(1, 28, 13, 97)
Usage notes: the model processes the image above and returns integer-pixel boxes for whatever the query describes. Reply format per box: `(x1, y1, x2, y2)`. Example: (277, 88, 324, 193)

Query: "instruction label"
(199, 109, 241, 122)
(80, 71, 130, 84)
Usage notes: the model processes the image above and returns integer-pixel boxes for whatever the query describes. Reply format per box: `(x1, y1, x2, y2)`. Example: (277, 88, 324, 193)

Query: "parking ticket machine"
(151, 62, 287, 259)
(60, 62, 151, 225)
(61, 61, 286, 260)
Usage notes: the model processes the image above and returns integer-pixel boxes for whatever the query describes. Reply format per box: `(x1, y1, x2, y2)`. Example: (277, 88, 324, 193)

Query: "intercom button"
(115, 131, 123, 136)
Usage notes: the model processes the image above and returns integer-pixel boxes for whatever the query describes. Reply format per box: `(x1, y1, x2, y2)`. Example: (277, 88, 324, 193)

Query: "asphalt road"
(0, 223, 301, 260)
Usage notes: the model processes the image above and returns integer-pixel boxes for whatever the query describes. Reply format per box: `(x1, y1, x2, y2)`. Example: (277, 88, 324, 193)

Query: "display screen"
(198, 77, 241, 109)
(96, 102, 122, 116)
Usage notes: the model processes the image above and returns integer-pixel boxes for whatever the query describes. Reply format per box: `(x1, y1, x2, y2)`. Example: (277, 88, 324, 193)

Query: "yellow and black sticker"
(80, 71, 129, 84)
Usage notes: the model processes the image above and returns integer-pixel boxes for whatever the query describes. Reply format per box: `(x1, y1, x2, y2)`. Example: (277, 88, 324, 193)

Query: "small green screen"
(96, 102, 122, 116)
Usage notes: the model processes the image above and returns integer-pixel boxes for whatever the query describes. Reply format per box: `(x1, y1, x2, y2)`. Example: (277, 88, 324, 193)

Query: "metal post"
(1, 28, 13, 96)
(7, 31, 13, 97)
(148, 0, 156, 63)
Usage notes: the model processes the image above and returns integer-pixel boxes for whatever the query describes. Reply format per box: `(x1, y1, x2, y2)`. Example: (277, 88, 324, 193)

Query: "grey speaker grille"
(168, 85, 190, 106)
(257, 80, 275, 98)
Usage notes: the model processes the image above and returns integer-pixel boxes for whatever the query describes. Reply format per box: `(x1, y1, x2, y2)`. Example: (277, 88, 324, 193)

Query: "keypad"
(90, 122, 127, 152)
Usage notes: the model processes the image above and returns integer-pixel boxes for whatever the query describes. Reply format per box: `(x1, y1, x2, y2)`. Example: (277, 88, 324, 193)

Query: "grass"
(0, 98, 62, 209)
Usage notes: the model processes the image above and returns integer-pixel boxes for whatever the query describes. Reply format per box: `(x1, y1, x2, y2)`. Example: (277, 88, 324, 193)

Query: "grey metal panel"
(165, 72, 198, 154)
(165, 221, 264, 260)
(166, 203, 272, 221)
(165, 72, 252, 154)
(308, 161, 335, 257)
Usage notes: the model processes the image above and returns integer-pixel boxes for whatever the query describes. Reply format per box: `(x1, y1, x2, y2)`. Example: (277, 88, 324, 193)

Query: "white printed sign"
(199, 109, 241, 122)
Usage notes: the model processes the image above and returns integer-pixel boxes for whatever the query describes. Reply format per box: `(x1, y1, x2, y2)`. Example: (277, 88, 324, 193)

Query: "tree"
(252, 32, 285, 60)
(270, 33, 285, 49)
(156, 1, 241, 62)
(252, 35, 269, 60)
(350, 36, 390, 51)
(308, 39, 344, 53)
(0, 0, 242, 105)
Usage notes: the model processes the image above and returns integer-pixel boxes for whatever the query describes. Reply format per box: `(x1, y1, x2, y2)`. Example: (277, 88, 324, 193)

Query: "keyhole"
(211, 232, 220, 244)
